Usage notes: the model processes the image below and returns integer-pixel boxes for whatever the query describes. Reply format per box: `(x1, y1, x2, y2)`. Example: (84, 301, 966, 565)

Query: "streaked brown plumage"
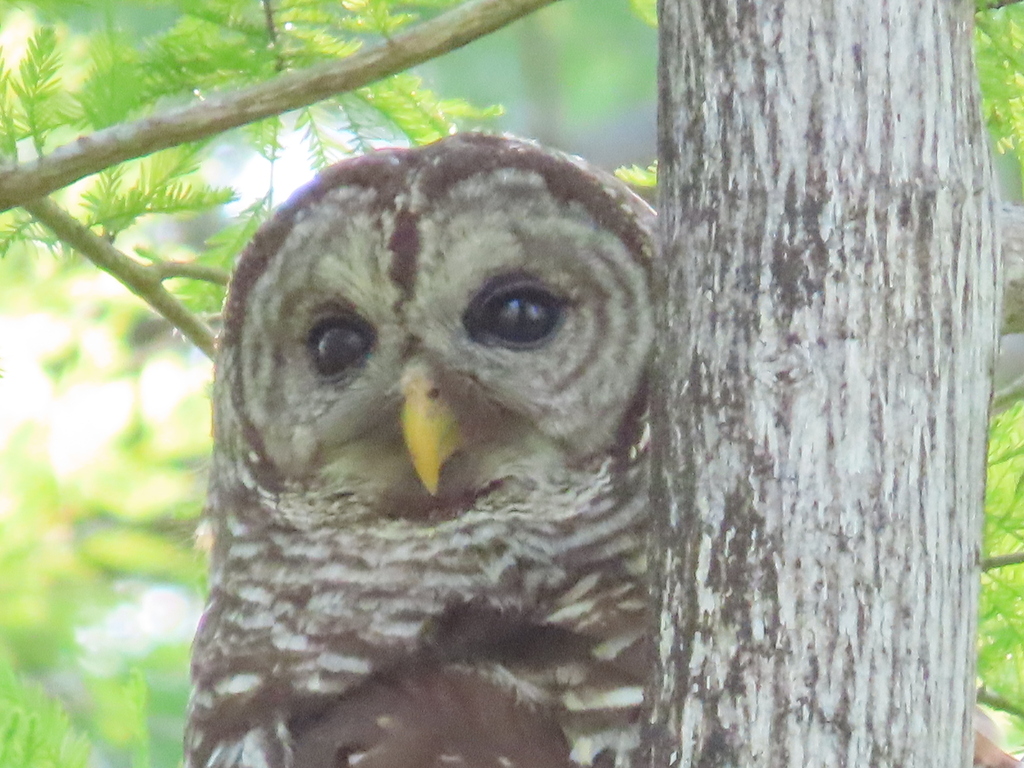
(185, 134, 655, 768)
(291, 666, 576, 768)
(975, 709, 1022, 768)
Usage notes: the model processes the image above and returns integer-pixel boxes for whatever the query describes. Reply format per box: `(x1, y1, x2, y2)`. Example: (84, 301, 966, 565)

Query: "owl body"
(187, 135, 655, 768)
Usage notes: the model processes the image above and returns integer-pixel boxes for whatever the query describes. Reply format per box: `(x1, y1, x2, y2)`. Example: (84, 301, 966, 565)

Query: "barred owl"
(185, 134, 655, 768)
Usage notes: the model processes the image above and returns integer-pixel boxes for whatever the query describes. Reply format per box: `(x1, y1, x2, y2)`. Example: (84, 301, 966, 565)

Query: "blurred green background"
(2, 1, 1024, 766)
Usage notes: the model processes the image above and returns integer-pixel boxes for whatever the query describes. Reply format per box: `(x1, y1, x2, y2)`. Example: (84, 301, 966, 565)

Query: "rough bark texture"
(648, 1, 1000, 767)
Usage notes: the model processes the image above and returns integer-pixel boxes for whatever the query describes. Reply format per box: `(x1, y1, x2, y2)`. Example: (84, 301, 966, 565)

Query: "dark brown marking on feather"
(421, 599, 597, 668)
(290, 667, 575, 768)
(238, 416, 285, 493)
(387, 209, 420, 302)
(380, 478, 505, 525)
(414, 134, 654, 270)
(613, 374, 649, 465)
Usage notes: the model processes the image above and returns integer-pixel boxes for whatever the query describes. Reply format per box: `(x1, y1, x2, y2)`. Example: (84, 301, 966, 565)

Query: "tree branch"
(22, 197, 217, 359)
(150, 260, 230, 285)
(0, 0, 559, 212)
(262, 0, 284, 73)
(982, 551, 1024, 571)
(978, 686, 1024, 722)
(993, 379, 1024, 412)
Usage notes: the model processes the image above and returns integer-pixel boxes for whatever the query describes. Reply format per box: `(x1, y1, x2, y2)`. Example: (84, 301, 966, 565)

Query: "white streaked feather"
(213, 673, 263, 696)
(545, 597, 599, 624)
(562, 685, 644, 712)
(316, 652, 372, 674)
(592, 630, 643, 661)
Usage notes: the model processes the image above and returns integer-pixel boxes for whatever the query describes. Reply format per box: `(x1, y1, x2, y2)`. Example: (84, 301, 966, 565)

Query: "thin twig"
(979, 687, 1024, 722)
(22, 197, 217, 359)
(981, 0, 1024, 9)
(993, 379, 1024, 414)
(0, 0, 560, 211)
(982, 551, 1024, 571)
(151, 260, 230, 285)
(262, 0, 284, 73)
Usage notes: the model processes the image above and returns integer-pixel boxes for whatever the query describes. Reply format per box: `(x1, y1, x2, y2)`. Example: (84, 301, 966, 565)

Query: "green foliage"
(0, 239, 208, 765)
(91, 670, 152, 768)
(980, 404, 1024, 717)
(80, 148, 235, 237)
(628, 0, 656, 28)
(978, 4, 1024, 193)
(615, 161, 657, 188)
(8, 26, 72, 157)
(78, 30, 146, 130)
(0, 659, 92, 768)
(196, 195, 273, 277)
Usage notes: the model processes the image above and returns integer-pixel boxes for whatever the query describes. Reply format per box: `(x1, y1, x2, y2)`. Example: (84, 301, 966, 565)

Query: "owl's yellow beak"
(400, 367, 462, 495)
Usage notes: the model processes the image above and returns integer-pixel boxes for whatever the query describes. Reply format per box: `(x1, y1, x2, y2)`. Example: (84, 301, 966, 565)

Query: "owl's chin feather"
(380, 477, 507, 523)
(304, 412, 579, 523)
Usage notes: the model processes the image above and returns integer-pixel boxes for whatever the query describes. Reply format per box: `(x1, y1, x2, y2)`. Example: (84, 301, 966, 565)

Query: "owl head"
(210, 134, 654, 529)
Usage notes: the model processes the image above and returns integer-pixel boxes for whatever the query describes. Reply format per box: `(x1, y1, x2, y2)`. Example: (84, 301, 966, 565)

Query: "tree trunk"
(647, 0, 1000, 766)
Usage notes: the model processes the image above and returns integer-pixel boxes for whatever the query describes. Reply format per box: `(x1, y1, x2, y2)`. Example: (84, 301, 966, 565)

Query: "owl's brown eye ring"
(463, 276, 566, 349)
(308, 314, 376, 378)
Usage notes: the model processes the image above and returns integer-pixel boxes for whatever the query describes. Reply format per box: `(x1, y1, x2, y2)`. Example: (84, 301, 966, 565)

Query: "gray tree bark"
(647, 0, 1000, 767)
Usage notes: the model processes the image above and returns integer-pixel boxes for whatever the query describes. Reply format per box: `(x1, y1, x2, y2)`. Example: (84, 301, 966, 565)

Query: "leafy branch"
(0, 661, 91, 768)
(0, 0, 559, 211)
(21, 197, 218, 358)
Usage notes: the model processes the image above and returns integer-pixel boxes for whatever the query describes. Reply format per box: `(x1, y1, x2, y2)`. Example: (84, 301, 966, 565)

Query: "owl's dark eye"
(464, 277, 565, 349)
(308, 314, 375, 377)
